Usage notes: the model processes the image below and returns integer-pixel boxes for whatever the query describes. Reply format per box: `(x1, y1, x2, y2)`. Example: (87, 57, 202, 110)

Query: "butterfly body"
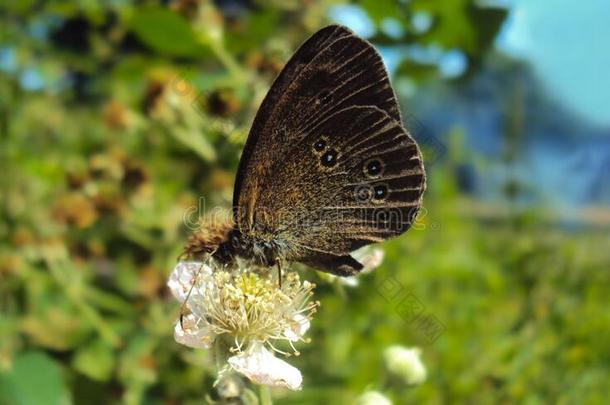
(216, 229, 284, 267)
(184, 24, 426, 277)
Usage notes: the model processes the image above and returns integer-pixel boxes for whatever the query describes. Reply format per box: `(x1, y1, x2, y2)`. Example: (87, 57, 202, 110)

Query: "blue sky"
(495, 0, 609, 127)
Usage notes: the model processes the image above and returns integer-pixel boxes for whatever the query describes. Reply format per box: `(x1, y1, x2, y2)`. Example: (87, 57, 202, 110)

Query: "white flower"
(173, 313, 214, 349)
(168, 259, 318, 390)
(167, 261, 212, 303)
(383, 345, 427, 385)
(357, 391, 393, 405)
(228, 341, 302, 390)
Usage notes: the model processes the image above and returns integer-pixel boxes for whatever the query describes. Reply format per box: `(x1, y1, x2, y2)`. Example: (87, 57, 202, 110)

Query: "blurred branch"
(204, 34, 249, 85)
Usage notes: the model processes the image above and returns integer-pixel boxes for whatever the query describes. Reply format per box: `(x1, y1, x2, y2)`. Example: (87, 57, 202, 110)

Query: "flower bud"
(383, 345, 427, 385)
(357, 391, 393, 405)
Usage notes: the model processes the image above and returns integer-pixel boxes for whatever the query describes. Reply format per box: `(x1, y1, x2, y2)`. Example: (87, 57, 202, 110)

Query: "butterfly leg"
(276, 260, 282, 288)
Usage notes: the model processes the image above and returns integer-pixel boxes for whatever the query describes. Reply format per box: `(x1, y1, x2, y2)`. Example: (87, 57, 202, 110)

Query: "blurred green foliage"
(1, 1, 609, 404)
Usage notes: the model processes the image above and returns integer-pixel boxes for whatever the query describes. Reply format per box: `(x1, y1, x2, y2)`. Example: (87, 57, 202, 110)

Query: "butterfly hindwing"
(260, 106, 425, 274)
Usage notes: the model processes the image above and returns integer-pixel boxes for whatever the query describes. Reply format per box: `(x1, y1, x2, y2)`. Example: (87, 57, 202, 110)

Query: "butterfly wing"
(256, 105, 425, 275)
(234, 24, 401, 207)
(233, 25, 425, 275)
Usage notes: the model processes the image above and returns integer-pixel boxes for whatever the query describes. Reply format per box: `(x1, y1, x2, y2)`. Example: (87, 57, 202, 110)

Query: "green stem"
(214, 338, 227, 372)
(207, 38, 247, 83)
(196, 30, 248, 85)
(259, 384, 273, 405)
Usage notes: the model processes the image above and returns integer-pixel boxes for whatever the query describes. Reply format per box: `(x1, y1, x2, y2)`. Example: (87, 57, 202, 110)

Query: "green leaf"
(0, 352, 70, 405)
(396, 60, 438, 82)
(129, 7, 204, 57)
(361, 0, 403, 25)
(411, 0, 477, 52)
(72, 339, 115, 382)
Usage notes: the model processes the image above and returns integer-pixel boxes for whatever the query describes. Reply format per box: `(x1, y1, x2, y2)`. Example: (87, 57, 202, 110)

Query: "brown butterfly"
(183, 24, 426, 278)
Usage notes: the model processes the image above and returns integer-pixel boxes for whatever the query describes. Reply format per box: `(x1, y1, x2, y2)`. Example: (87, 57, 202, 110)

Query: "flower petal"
(353, 247, 385, 272)
(167, 261, 212, 303)
(174, 313, 214, 349)
(228, 342, 302, 391)
(284, 314, 310, 342)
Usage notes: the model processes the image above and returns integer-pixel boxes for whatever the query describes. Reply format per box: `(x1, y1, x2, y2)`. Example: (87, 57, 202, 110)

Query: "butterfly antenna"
(179, 260, 205, 329)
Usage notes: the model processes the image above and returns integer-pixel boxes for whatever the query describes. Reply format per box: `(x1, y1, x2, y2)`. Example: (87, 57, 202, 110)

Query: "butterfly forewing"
(234, 25, 401, 209)
(232, 24, 426, 275)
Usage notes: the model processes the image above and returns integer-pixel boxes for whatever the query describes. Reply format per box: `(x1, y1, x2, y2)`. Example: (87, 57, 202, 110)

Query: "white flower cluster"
(168, 261, 318, 390)
(357, 345, 426, 404)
